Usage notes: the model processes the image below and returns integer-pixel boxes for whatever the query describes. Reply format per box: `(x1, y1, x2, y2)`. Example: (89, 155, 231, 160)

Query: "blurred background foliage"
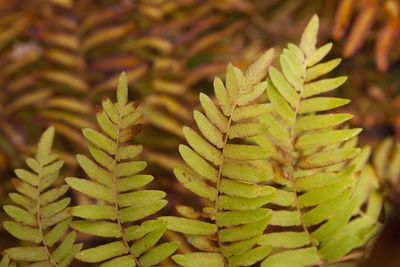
(0, 0, 399, 264)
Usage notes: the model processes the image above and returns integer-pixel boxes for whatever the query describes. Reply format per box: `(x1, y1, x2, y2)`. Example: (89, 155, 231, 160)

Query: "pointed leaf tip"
(300, 15, 320, 57)
(117, 71, 128, 106)
(36, 126, 55, 161)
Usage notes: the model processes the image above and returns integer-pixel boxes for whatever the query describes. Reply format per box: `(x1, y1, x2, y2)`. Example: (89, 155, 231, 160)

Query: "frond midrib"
(214, 100, 237, 267)
(286, 54, 323, 265)
(37, 161, 58, 267)
(112, 107, 141, 267)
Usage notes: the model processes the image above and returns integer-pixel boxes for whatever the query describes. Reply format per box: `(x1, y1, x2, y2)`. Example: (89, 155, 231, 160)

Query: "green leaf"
(297, 148, 360, 169)
(199, 93, 229, 132)
(14, 169, 38, 186)
(52, 231, 76, 263)
(300, 15, 319, 57)
(69, 205, 116, 220)
(193, 110, 224, 148)
(295, 113, 353, 132)
(116, 145, 143, 161)
(302, 76, 347, 98)
(117, 71, 128, 107)
(223, 144, 270, 161)
(294, 129, 362, 150)
(261, 247, 319, 267)
(65, 177, 113, 203)
(232, 103, 272, 121)
(82, 128, 117, 155)
(172, 252, 224, 267)
(160, 216, 217, 235)
(88, 143, 114, 171)
(306, 58, 341, 82)
(75, 241, 128, 263)
(174, 168, 216, 201)
(179, 145, 218, 182)
(77, 155, 113, 187)
(131, 220, 167, 256)
(125, 220, 165, 241)
(40, 197, 71, 218)
(183, 126, 221, 165)
(258, 232, 309, 248)
(217, 209, 271, 227)
(221, 163, 270, 183)
(40, 185, 69, 206)
(36, 126, 55, 164)
(96, 107, 118, 139)
(117, 175, 154, 192)
(213, 77, 233, 116)
(116, 161, 147, 177)
(5, 247, 48, 262)
(139, 242, 179, 267)
(245, 48, 275, 85)
(298, 97, 350, 114)
(3, 205, 36, 226)
(118, 190, 165, 207)
(236, 81, 267, 106)
(229, 246, 272, 267)
(218, 216, 270, 242)
(229, 122, 267, 139)
(3, 221, 41, 243)
(218, 195, 274, 211)
(70, 221, 120, 238)
(267, 82, 295, 123)
(99, 255, 135, 267)
(44, 218, 72, 247)
(221, 236, 260, 258)
(307, 43, 332, 67)
(269, 67, 299, 108)
(270, 211, 300, 226)
(119, 200, 167, 223)
(219, 179, 275, 198)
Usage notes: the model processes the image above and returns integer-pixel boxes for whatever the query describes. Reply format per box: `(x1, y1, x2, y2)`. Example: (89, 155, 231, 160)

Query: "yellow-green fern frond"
(66, 72, 178, 267)
(2, 126, 81, 266)
(373, 137, 400, 193)
(250, 15, 383, 266)
(161, 48, 276, 266)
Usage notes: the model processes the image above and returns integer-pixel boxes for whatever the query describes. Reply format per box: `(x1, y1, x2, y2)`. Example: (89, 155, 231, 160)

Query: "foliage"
(332, 0, 400, 72)
(166, 15, 384, 267)
(65, 72, 178, 266)
(1, 126, 81, 266)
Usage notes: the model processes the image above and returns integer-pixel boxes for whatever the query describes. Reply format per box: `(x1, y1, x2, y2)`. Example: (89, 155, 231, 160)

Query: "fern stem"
(112, 110, 141, 267)
(214, 101, 237, 267)
(37, 163, 59, 267)
(287, 56, 323, 266)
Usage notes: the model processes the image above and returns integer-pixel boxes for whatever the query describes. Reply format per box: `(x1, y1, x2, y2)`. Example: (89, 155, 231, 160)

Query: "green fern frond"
(373, 137, 400, 191)
(66, 72, 178, 266)
(250, 15, 383, 266)
(2, 126, 82, 266)
(161, 48, 276, 266)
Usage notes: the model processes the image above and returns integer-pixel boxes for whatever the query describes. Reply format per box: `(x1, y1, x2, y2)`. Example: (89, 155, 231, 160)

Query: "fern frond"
(66, 72, 178, 266)
(251, 15, 383, 266)
(373, 137, 400, 192)
(2, 126, 81, 266)
(161, 48, 276, 266)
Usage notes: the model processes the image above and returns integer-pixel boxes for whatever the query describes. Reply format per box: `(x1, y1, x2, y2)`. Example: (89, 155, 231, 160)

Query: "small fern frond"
(251, 15, 383, 266)
(2, 126, 81, 266)
(161, 49, 276, 266)
(373, 138, 400, 192)
(66, 72, 178, 266)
